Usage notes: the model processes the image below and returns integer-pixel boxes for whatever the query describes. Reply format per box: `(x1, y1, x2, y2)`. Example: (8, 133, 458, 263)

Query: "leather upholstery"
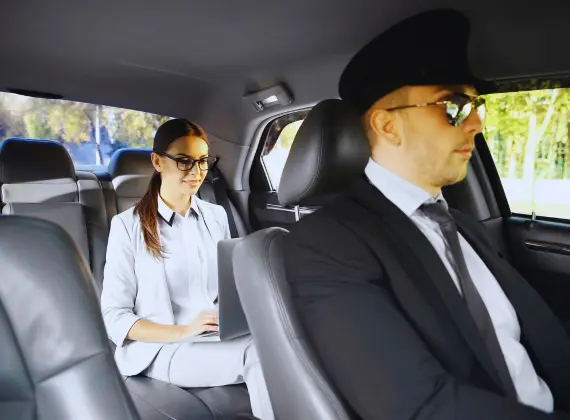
(0, 138, 76, 183)
(233, 228, 350, 420)
(108, 149, 154, 213)
(112, 174, 153, 213)
(77, 171, 110, 292)
(2, 178, 78, 203)
(126, 377, 253, 420)
(0, 216, 139, 420)
(109, 148, 156, 178)
(0, 139, 108, 288)
(2, 202, 90, 261)
(278, 99, 369, 207)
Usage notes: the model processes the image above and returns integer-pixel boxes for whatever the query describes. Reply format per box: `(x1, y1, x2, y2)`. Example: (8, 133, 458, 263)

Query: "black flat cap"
(339, 9, 493, 114)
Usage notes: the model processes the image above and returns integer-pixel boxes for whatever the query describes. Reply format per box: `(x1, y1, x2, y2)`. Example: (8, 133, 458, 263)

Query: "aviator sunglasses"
(386, 93, 486, 127)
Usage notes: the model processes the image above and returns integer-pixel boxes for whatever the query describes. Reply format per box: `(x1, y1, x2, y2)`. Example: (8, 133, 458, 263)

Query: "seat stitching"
(37, 349, 107, 385)
(126, 385, 177, 420)
(186, 390, 220, 419)
(0, 300, 35, 413)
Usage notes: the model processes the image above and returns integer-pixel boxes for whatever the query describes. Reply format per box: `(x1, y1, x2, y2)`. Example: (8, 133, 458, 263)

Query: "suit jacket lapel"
(350, 177, 507, 393)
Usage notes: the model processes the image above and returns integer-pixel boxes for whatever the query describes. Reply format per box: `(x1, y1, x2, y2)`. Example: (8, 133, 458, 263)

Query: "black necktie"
(421, 201, 517, 399)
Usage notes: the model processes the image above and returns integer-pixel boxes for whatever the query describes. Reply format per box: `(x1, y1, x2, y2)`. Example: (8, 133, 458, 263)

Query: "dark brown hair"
(134, 118, 207, 259)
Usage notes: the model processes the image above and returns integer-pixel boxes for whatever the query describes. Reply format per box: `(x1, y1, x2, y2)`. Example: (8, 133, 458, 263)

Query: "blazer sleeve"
(100, 215, 141, 347)
(284, 211, 570, 420)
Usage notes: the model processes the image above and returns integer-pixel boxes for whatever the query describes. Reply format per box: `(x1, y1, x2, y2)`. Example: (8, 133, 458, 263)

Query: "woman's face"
(152, 135, 209, 197)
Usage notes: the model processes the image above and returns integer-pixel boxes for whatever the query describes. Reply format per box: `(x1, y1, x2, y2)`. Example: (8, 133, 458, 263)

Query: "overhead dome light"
(242, 84, 293, 112)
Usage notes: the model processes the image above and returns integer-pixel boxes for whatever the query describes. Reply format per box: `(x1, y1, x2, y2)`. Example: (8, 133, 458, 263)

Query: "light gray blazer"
(100, 196, 230, 376)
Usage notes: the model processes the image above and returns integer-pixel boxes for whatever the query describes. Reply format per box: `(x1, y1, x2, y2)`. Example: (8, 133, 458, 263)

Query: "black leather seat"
(232, 99, 370, 419)
(125, 376, 253, 420)
(0, 216, 140, 420)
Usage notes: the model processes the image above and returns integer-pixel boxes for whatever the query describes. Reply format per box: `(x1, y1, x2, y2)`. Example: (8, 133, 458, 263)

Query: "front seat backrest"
(0, 216, 139, 420)
(233, 228, 350, 420)
(232, 99, 369, 420)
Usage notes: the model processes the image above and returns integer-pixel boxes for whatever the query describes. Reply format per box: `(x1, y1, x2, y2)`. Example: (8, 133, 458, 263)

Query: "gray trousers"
(145, 335, 274, 420)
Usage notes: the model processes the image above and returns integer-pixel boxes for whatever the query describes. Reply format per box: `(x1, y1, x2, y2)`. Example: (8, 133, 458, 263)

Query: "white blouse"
(158, 195, 220, 325)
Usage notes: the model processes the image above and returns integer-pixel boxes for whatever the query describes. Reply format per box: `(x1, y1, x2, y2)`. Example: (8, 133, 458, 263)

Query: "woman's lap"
(145, 335, 253, 388)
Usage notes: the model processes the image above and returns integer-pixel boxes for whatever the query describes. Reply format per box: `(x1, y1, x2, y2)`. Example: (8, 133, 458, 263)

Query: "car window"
(483, 87, 570, 219)
(0, 91, 171, 166)
(260, 110, 309, 190)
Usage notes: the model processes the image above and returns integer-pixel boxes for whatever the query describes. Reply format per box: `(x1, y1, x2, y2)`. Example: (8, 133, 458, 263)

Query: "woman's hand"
(179, 310, 219, 341)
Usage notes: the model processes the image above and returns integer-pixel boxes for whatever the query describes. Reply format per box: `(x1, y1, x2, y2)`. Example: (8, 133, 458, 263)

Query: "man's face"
(368, 85, 484, 193)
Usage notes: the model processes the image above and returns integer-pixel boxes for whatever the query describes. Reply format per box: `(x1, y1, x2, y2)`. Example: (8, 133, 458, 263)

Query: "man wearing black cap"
(284, 9, 570, 419)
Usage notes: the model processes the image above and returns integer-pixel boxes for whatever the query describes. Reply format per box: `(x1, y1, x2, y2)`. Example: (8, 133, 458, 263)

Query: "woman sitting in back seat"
(101, 118, 274, 420)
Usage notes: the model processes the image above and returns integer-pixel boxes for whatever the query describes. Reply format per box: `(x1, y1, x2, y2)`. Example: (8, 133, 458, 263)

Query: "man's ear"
(151, 152, 162, 172)
(369, 109, 401, 146)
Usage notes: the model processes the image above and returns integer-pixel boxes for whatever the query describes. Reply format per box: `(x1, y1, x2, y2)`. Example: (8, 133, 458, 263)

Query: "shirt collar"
(364, 158, 447, 216)
(157, 194, 199, 227)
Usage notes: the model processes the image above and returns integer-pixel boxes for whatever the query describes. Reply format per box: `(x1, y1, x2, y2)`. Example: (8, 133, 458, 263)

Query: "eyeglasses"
(386, 93, 486, 127)
(159, 152, 219, 172)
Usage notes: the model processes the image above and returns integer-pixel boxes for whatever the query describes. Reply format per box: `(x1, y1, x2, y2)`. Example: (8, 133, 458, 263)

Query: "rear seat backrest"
(0, 139, 108, 289)
(108, 148, 154, 213)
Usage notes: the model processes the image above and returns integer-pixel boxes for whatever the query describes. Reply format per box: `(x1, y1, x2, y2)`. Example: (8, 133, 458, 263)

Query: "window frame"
(478, 83, 570, 225)
(250, 108, 310, 192)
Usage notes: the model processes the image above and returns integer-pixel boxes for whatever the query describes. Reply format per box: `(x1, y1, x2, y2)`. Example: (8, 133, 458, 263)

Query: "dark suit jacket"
(284, 177, 570, 420)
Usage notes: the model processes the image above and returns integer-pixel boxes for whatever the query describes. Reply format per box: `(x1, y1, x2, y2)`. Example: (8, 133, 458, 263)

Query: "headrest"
(278, 99, 370, 207)
(0, 138, 75, 183)
(108, 148, 154, 178)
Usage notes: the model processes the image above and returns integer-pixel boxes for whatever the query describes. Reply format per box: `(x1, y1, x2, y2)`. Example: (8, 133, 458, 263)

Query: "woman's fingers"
(200, 324, 219, 333)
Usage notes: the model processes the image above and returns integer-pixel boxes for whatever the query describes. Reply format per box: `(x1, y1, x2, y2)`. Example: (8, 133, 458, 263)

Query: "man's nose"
(463, 106, 484, 135)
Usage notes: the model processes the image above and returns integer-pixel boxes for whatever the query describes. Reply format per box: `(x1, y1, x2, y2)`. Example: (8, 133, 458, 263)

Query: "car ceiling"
(1, 0, 569, 144)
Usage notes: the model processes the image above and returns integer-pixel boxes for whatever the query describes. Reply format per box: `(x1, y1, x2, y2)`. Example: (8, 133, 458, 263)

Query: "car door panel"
(502, 217, 570, 328)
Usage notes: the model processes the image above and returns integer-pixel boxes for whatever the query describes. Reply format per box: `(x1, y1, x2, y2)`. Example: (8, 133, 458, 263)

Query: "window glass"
(484, 87, 570, 219)
(0, 92, 171, 166)
(261, 111, 308, 190)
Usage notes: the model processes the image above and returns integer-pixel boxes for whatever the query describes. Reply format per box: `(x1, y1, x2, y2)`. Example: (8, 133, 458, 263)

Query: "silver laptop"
(184, 238, 250, 342)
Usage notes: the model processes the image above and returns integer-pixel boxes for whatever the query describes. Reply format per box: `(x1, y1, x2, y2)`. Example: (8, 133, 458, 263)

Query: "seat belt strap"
(209, 167, 239, 238)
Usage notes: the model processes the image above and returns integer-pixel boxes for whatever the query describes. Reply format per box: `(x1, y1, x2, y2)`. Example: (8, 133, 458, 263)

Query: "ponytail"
(134, 171, 163, 259)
